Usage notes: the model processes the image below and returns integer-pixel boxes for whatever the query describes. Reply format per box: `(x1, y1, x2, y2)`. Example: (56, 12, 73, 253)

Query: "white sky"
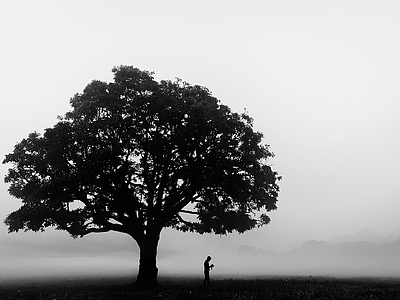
(1, 1, 400, 277)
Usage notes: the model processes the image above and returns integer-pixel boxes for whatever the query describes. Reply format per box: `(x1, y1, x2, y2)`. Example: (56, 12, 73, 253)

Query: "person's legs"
(203, 272, 210, 287)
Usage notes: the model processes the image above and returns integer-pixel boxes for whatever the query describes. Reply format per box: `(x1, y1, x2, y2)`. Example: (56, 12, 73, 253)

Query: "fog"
(0, 231, 136, 281)
(1, 228, 400, 282)
(2, 0, 400, 282)
(141, 229, 400, 278)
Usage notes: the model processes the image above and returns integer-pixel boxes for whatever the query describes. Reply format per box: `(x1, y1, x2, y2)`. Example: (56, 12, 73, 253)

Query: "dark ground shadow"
(1, 275, 400, 299)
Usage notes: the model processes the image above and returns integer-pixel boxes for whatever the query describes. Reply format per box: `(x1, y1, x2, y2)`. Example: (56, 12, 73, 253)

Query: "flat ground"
(1, 275, 400, 299)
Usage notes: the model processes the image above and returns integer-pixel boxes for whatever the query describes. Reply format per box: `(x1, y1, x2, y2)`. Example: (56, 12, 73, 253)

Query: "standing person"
(203, 256, 214, 287)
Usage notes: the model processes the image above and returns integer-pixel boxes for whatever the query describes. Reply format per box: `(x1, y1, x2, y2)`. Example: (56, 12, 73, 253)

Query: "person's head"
(207, 256, 212, 261)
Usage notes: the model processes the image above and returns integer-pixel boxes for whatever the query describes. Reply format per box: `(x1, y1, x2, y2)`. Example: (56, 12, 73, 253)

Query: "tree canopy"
(3, 66, 280, 285)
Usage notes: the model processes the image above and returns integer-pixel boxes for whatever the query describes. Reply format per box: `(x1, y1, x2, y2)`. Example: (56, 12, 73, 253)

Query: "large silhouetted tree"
(3, 66, 280, 286)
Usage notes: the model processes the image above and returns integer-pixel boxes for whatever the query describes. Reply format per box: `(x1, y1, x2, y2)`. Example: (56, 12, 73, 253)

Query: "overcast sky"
(1, 1, 400, 279)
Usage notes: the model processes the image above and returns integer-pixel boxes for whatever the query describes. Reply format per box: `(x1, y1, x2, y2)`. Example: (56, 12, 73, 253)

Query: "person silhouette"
(203, 255, 214, 287)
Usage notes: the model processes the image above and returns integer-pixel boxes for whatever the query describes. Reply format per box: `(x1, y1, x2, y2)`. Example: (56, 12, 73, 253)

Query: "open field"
(1, 275, 400, 299)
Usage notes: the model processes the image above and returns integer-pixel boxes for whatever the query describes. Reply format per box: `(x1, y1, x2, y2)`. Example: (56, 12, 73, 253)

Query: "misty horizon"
(1, 227, 400, 281)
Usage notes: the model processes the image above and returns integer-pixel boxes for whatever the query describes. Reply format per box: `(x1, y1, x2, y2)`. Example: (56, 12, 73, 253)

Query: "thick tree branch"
(176, 214, 199, 231)
(159, 185, 199, 228)
(180, 209, 199, 215)
(67, 225, 110, 237)
(67, 221, 131, 237)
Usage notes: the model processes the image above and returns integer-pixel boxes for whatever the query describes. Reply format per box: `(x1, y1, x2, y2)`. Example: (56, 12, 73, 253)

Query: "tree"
(3, 66, 281, 286)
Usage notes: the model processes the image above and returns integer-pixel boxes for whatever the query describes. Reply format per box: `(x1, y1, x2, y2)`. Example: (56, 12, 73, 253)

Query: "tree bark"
(135, 234, 160, 286)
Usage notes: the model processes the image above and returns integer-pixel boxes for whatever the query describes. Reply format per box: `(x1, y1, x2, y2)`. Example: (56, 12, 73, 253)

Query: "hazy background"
(1, 1, 400, 280)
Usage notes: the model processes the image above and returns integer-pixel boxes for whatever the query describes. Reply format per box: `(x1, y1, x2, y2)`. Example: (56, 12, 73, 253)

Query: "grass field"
(1, 275, 400, 299)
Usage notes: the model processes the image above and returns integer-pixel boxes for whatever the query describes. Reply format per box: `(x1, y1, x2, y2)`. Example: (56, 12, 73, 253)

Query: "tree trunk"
(135, 235, 160, 286)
